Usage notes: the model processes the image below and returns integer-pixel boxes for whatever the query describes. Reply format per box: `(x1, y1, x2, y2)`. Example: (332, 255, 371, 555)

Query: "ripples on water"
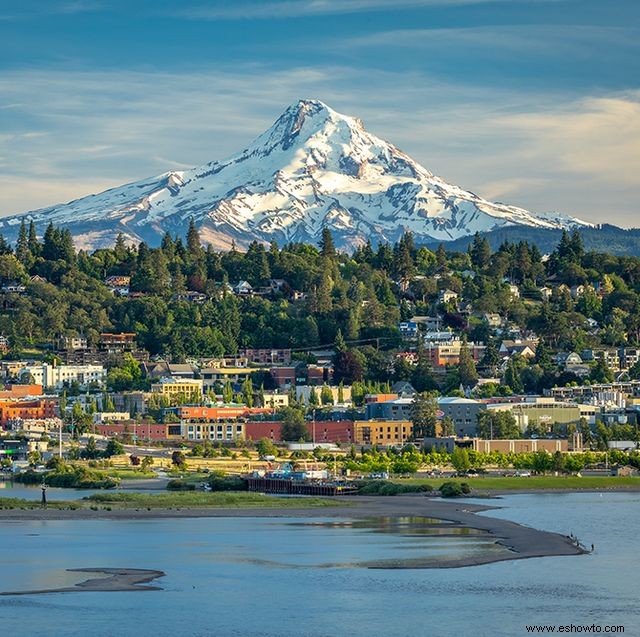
(0, 493, 638, 637)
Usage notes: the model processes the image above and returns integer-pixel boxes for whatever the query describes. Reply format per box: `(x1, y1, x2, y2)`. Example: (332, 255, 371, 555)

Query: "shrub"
(207, 476, 247, 492)
(439, 481, 469, 498)
(355, 481, 433, 496)
(166, 479, 196, 491)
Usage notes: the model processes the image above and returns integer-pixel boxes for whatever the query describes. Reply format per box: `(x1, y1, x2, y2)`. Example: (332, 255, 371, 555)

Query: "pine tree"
(319, 228, 336, 260)
(16, 220, 30, 266)
(334, 328, 346, 352)
(114, 233, 128, 261)
(186, 217, 201, 255)
(458, 339, 478, 387)
(27, 221, 39, 257)
(436, 244, 448, 272)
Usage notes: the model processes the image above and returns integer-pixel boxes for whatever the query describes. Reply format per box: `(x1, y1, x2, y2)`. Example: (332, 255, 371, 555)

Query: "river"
(0, 492, 638, 637)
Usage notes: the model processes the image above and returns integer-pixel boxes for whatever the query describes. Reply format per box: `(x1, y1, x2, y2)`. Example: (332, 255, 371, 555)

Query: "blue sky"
(1, 0, 638, 226)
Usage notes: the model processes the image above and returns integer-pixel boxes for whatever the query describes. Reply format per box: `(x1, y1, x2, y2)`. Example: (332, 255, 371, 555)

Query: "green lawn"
(394, 475, 640, 491)
(99, 469, 157, 480)
(0, 497, 82, 510)
(83, 491, 341, 509)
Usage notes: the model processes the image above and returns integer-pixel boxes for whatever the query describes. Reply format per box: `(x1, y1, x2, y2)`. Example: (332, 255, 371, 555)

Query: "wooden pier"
(245, 477, 357, 496)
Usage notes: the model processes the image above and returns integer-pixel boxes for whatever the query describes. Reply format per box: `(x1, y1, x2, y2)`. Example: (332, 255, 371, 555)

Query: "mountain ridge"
(0, 99, 593, 250)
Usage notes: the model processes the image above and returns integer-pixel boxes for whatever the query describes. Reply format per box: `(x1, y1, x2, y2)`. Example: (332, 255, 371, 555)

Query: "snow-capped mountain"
(1, 99, 591, 250)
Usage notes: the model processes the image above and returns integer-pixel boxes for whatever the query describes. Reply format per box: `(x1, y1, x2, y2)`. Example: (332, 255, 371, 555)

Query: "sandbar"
(0, 495, 587, 569)
(0, 568, 165, 595)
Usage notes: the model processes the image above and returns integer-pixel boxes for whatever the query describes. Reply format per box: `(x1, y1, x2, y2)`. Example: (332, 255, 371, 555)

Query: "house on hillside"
(438, 289, 458, 304)
(233, 281, 253, 295)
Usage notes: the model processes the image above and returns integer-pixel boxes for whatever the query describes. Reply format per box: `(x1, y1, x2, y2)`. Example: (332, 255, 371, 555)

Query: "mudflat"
(0, 495, 586, 569)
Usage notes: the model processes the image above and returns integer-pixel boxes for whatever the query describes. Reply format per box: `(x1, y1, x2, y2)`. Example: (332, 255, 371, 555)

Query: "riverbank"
(0, 494, 585, 569)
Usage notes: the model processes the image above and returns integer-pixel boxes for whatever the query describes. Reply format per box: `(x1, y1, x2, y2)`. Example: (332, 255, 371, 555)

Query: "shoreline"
(0, 495, 587, 570)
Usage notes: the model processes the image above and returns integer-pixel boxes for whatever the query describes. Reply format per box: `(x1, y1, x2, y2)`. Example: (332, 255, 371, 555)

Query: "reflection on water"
(0, 494, 638, 637)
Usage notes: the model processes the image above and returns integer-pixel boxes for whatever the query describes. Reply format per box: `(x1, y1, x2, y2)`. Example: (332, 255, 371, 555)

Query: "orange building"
(0, 398, 56, 429)
(0, 384, 43, 399)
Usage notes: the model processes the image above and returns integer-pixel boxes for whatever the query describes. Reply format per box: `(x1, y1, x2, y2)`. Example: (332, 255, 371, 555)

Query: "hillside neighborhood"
(0, 223, 639, 480)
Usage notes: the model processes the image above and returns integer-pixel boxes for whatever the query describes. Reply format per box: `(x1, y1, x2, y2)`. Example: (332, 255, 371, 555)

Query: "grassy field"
(82, 491, 340, 508)
(99, 469, 157, 480)
(0, 497, 82, 510)
(0, 492, 340, 510)
(395, 475, 640, 491)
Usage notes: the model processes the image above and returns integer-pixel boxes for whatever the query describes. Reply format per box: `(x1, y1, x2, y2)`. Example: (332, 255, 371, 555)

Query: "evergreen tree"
(319, 227, 336, 260)
(436, 244, 448, 272)
(186, 217, 202, 255)
(411, 391, 438, 438)
(27, 221, 39, 256)
(114, 233, 128, 261)
(242, 377, 254, 408)
(504, 358, 524, 393)
(412, 339, 438, 392)
(320, 385, 334, 405)
(16, 220, 31, 266)
(458, 339, 478, 387)
(222, 381, 234, 403)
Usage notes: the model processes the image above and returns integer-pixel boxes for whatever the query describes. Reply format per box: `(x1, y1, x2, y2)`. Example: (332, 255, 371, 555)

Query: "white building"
(93, 412, 131, 424)
(20, 363, 106, 389)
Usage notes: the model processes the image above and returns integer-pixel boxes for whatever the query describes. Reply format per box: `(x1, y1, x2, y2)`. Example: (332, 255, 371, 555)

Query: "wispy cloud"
(0, 0, 102, 21)
(0, 65, 637, 227)
(340, 24, 640, 57)
(174, 0, 559, 20)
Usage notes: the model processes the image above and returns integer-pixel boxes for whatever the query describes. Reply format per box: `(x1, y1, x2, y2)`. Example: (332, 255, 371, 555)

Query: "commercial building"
(96, 422, 178, 441)
(200, 360, 253, 390)
(19, 363, 106, 389)
(150, 377, 203, 398)
(0, 398, 57, 429)
(239, 349, 292, 365)
(487, 397, 582, 431)
(270, 366, 297, 389)
(262, 393, 289, 409)
(0, 384, 42, 399)
(365, 397, 414, 420)
(437, 397, 486, 438)
(353, 420, 413, 446)
(92, 412, 131, 424)
(177, 405, 271, 441)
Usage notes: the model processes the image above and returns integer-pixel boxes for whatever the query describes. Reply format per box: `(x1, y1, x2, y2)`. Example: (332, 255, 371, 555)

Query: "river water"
(0, 492, 638, 637)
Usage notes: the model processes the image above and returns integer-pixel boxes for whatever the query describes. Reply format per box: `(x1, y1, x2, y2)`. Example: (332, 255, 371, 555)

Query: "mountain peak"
(0, 101, 592, 251)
